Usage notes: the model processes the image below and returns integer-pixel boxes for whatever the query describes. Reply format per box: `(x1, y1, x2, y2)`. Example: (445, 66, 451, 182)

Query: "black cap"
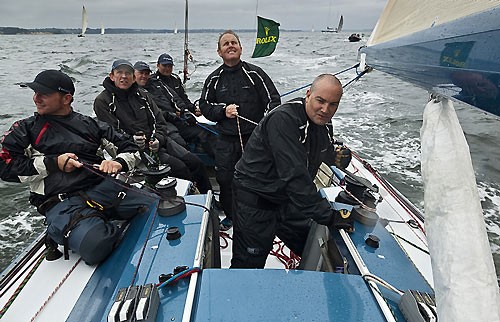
(133, 61, 152, 71)
(24, 70, 75, 95)
(157, 53, 174, 65)
(111, 59, 134, 72)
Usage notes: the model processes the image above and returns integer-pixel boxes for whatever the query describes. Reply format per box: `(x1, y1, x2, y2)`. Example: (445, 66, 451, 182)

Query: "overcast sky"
(1, 0, 387, 31)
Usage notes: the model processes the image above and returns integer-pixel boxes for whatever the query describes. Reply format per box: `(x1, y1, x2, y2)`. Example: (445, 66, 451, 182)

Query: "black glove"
(331, 209, 354, 232)
(332, 146, 352, 169)
(184, 113, 197, 125)
(164, 111, 181, 122)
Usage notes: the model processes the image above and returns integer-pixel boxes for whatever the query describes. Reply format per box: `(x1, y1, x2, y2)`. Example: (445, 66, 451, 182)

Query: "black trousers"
(214, 134, 250, 219)
(230, 185, 312, 269)
(160, 138, 212, 193)
(177, 122, 217, 159)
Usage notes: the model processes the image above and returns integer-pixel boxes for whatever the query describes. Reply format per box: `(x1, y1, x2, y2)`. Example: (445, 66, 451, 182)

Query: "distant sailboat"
(322, 15, 343, 33)
(78, 6, 88, 37)
(100, 24, 105, 35)
(312, 25, 315, 32)
(174, 23, 178, 34)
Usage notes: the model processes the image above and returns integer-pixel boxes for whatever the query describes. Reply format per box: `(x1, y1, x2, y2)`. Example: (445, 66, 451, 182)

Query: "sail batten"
(368, 0, 500, 46)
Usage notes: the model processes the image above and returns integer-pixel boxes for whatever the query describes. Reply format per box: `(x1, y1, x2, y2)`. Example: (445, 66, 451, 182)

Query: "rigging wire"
(279, 63, 361, 98)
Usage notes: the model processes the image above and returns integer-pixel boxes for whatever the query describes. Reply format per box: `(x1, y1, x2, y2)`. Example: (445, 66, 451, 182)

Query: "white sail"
(174, 23, 178, 34)
(100, 24, 104, 35)
(80, 6, 88, 36)
(368, 0, 499, 46)
(421, 97, 500, 322)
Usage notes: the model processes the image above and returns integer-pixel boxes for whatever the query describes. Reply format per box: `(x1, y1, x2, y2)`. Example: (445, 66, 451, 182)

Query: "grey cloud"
(1, 0, 386, 30)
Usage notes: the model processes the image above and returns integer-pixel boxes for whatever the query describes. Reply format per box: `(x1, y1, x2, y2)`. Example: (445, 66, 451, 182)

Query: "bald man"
(231, 74, 354, 268)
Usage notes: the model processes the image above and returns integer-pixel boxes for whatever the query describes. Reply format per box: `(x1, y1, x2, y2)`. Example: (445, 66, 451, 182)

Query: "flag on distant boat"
(251, 16, 280, 58)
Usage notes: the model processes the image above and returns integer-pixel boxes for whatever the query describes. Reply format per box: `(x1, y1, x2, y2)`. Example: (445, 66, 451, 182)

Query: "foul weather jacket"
(94, 77, 170, 145)
(154, 71, 196, 113)
(0, 111, 138, 206)
(233, 98, 337, 226)
(199, 61, 281, 136)
(141, 78, 189, 123)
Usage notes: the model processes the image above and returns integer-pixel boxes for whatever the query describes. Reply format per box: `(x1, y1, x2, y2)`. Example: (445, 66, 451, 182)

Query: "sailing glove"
(332, 146, 352, 169)
(330, 209, 354, 232)
(149, 138, 160, 153)
(133, 134, 146, 150)
(184, 113, 197, 125)
(165, 111, 181, 122)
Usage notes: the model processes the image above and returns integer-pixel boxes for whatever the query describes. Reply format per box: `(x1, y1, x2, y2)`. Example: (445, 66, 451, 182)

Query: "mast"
(183, 0, 189, 84)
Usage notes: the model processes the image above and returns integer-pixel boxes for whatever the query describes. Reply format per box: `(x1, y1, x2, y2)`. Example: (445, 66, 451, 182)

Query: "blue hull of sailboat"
(361, 6, 500, 117)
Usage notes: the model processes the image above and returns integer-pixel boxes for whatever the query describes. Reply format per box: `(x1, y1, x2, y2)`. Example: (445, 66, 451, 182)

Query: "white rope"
(236, 114, 258, 126)
(236, 116, 244, 153)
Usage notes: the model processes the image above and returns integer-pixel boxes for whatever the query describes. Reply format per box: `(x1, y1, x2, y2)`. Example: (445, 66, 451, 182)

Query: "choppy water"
(1, 32, 499, 279)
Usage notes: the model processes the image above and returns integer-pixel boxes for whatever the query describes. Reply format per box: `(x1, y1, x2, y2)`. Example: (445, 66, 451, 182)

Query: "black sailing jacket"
(0, 111, 138, 206)
(94, 77, 170, 145)
(141, 77, 188, 123)
(154, 72, 196, 113)
(199, 61, 281, 137)
(233, 98, 336, 225)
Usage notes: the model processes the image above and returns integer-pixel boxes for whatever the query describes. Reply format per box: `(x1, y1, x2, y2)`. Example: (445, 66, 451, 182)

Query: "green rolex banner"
(251, 16, 280, 58)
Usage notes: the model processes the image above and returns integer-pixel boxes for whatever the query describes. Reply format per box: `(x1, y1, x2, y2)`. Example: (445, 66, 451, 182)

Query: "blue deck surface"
(323, 192, 434, 321)
(341, 220, 433, 321)
(67, 194, 207, 322)
(193, 269, 386, 322)
(67, 186, 433, 321)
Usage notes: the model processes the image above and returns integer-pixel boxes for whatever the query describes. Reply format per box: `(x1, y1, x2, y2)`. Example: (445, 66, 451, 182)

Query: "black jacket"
(0, 111, 138, 206)
(141, 77, 188, 123)
(154, 71, 195, 112)
(94, 77, 170, 146)
(233, 98, 336, 226)
(199, 61, 281, 136)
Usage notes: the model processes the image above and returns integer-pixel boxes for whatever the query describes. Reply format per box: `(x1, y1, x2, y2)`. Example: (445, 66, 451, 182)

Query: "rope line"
(130, 201, 160, 286)
(236, 116, 245, 153)
(30, 257, 82, 322)
(0, 251, 46, 319)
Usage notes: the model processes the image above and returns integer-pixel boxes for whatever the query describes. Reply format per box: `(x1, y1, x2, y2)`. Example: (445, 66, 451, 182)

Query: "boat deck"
(0, 160, 434, 321)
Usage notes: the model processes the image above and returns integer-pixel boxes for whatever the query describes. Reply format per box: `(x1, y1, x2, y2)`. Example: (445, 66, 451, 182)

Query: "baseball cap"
(111, 59, 134, 72)
(24, 70, 75, 95)
(133, 61, 152, 71)
(157, 53, 174, 65)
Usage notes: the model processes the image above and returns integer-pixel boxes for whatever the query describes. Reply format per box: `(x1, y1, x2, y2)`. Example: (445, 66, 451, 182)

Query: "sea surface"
(1, 32, 500, 279)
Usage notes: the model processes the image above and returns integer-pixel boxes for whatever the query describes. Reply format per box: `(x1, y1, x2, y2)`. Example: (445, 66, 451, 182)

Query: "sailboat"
(322, 15, 343, 33)
(77, 6, 88, 37)
(2, 2, 500, 322)
(174, 23, 178, 34)
(100, 24, 105, 35)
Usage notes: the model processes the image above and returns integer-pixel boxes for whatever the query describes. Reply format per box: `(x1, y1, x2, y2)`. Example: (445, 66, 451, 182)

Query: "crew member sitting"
(94, 59, 211, 193)
(0, 70, 155, 265)
(134, 60, 216, 159)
